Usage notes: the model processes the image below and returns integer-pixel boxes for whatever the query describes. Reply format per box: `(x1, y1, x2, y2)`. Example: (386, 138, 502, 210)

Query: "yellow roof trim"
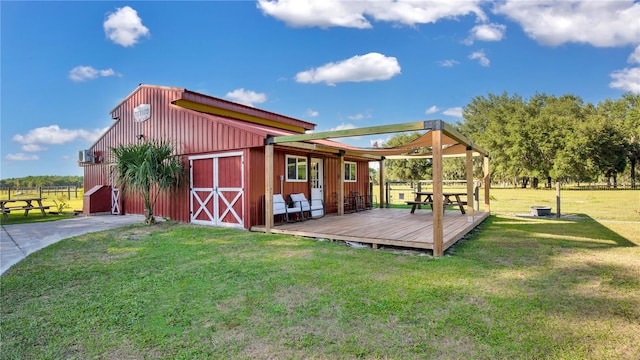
(173, 99, 307, 134)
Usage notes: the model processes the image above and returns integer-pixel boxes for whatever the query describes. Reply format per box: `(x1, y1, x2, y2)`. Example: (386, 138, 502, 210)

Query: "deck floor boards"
(251, 208, 489, 252)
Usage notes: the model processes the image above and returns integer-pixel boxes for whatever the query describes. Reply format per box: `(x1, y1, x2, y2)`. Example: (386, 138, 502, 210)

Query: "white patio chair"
(289, 193, 324, 219)
(273, 194, 302, 223)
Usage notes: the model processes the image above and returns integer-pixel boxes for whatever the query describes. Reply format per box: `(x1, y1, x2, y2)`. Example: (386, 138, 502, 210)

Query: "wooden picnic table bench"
(406, 192, 467, 214)
(0, 198, 50, 221)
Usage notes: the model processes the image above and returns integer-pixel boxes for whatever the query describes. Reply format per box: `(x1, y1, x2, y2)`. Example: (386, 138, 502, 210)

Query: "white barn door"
(189, 152, 244, 228)
(311, 158, 324, 217)
(109, 166, 120, 215)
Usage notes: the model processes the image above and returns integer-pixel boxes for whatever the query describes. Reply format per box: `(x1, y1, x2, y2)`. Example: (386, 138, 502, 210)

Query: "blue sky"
(2, 1, 639, 179)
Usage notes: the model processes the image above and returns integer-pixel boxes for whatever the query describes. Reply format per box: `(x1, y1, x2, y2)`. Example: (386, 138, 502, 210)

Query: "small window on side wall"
(344, 161, 357, 182)
(286, 155, 307, 182)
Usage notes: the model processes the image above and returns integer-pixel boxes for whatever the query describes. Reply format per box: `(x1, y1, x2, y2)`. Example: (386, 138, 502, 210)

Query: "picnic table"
(406, 191, 467, 214)
(1, 197, 51, 221)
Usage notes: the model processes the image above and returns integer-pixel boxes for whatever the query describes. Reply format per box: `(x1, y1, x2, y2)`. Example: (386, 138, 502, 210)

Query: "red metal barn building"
(80, 84, 374, 229)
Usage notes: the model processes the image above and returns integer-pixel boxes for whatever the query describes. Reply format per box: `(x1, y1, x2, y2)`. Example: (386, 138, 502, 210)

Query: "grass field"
(375, 185, 639, 222)
(1, 188, 639, 358)
(0, 190, 84, 224)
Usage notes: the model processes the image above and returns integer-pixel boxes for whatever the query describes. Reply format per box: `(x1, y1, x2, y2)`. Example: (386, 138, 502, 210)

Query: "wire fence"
(372, 179, 638, 208)
(0, 186, 83, 200)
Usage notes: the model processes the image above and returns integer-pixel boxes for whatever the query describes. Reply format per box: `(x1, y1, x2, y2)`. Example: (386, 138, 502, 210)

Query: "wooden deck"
(251, 208, 489, 252)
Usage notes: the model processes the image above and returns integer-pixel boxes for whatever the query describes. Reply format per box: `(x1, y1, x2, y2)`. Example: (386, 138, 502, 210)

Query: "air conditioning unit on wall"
(78, 149, 94, 163)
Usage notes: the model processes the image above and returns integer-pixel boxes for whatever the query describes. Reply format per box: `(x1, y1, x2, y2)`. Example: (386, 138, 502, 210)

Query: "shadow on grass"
(487, 214, 636, 248)
(0, 212, 77, 225)
(455, 215, 640, 349)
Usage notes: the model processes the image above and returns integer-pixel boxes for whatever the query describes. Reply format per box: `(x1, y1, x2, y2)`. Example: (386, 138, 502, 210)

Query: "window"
(286, 155, 307, 182)
(344, 161, 357, 182)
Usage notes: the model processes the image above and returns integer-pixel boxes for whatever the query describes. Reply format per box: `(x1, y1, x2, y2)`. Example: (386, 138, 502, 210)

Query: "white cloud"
(69, 66, 118, 82)
(5, 153, 39, 161)
(331, 123, 357, 131)
(609, 67, 640, 94)
(348, 113, 371, 120)
(443, 107, 463, 118)
(425, 105, 440, 115)
(295, 52, 401, 86)
(465, 23, 506, 45)
(305, 108, 319, 117)
(495, 0, 640, 47)
(12, 125, 106, 145)
(103, 6, 150, 47)
(629, 45, 640, 64)
(438, 59, 459, 67)
(329, 123, 362, 142)
(257, 0, 486, 28)
(469, 50, 490, 67)
(225, 88, 267, 107)
(21, 144, 47, 152)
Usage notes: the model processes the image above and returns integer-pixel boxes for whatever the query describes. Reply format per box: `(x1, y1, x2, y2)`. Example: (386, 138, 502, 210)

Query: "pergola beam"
(267, 119, 488, 157)
(466, 148, 475, 222)
(432, 129, 444, 257)
(267, 121, 428, 144)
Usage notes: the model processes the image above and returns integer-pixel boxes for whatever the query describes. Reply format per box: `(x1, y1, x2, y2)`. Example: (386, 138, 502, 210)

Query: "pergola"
(264, 119, 490, 256)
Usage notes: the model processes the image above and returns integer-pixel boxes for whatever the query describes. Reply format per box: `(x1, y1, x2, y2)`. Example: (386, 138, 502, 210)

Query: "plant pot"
(530, 206, 551, 216)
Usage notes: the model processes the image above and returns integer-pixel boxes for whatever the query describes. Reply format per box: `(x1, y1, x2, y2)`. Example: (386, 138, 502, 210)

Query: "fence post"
(556, 182, 561, 218)
(39, 187, 42, 198)
(8, 186, 11, 200)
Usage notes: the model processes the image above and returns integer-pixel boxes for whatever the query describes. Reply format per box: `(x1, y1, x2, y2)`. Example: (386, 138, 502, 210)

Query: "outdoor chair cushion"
(273, 194, 302, 222)
(290, 193, 324, 218)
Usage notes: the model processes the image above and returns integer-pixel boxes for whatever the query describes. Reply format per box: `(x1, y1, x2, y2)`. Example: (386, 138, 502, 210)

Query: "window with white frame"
(286, 155, 307, 182)
(344, 161, 357, 182)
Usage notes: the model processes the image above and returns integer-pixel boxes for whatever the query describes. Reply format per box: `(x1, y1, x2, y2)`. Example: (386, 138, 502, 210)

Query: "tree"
(460, 92, 532, 185)
(459, 91, 633, 187)
(382, 132, 432, 181)
(368, 166, 379, 185)
(599, 93, 640, 188)
(111, 139, 185, 224)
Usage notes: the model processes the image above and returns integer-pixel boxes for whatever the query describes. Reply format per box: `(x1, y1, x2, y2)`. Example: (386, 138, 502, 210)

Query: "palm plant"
(111, 139, 184, 224)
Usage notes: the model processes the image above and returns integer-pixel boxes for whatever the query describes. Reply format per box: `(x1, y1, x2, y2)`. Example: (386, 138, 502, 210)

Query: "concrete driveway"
(1, 214, 146, 275)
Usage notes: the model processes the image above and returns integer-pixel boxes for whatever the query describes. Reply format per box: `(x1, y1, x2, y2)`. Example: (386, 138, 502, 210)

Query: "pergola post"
(466, 148, 475, 222)
(265, 144, 274, 231)
(483, 155, 491, 212)
(338, 152, 345, 215)
(378, 158, 385, 208)
(432, 129, 444, 257)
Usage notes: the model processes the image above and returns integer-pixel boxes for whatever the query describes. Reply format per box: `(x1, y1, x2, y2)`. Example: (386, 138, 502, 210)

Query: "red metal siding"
(84, 86, 263, 223)
(191, 158, 214, 222)
(324, 156, 340, 213)
(82, 185, 111, 215)
(217, 155, 244, 226)
(246, 148, 265, 227)
(83, 85, 372, 226)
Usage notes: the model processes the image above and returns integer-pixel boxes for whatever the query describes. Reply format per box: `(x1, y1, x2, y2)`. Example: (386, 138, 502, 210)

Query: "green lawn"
(2, 187, 639, 358)
(0, 192, 84, 225)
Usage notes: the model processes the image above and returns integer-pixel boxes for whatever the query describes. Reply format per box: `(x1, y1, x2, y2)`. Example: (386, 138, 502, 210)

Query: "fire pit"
(530, 206, 552, 216)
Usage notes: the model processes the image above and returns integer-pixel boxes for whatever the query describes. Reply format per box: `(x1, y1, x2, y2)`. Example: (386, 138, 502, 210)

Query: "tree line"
(0, 176, 84, 188)
(381, 92, 639, 188)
